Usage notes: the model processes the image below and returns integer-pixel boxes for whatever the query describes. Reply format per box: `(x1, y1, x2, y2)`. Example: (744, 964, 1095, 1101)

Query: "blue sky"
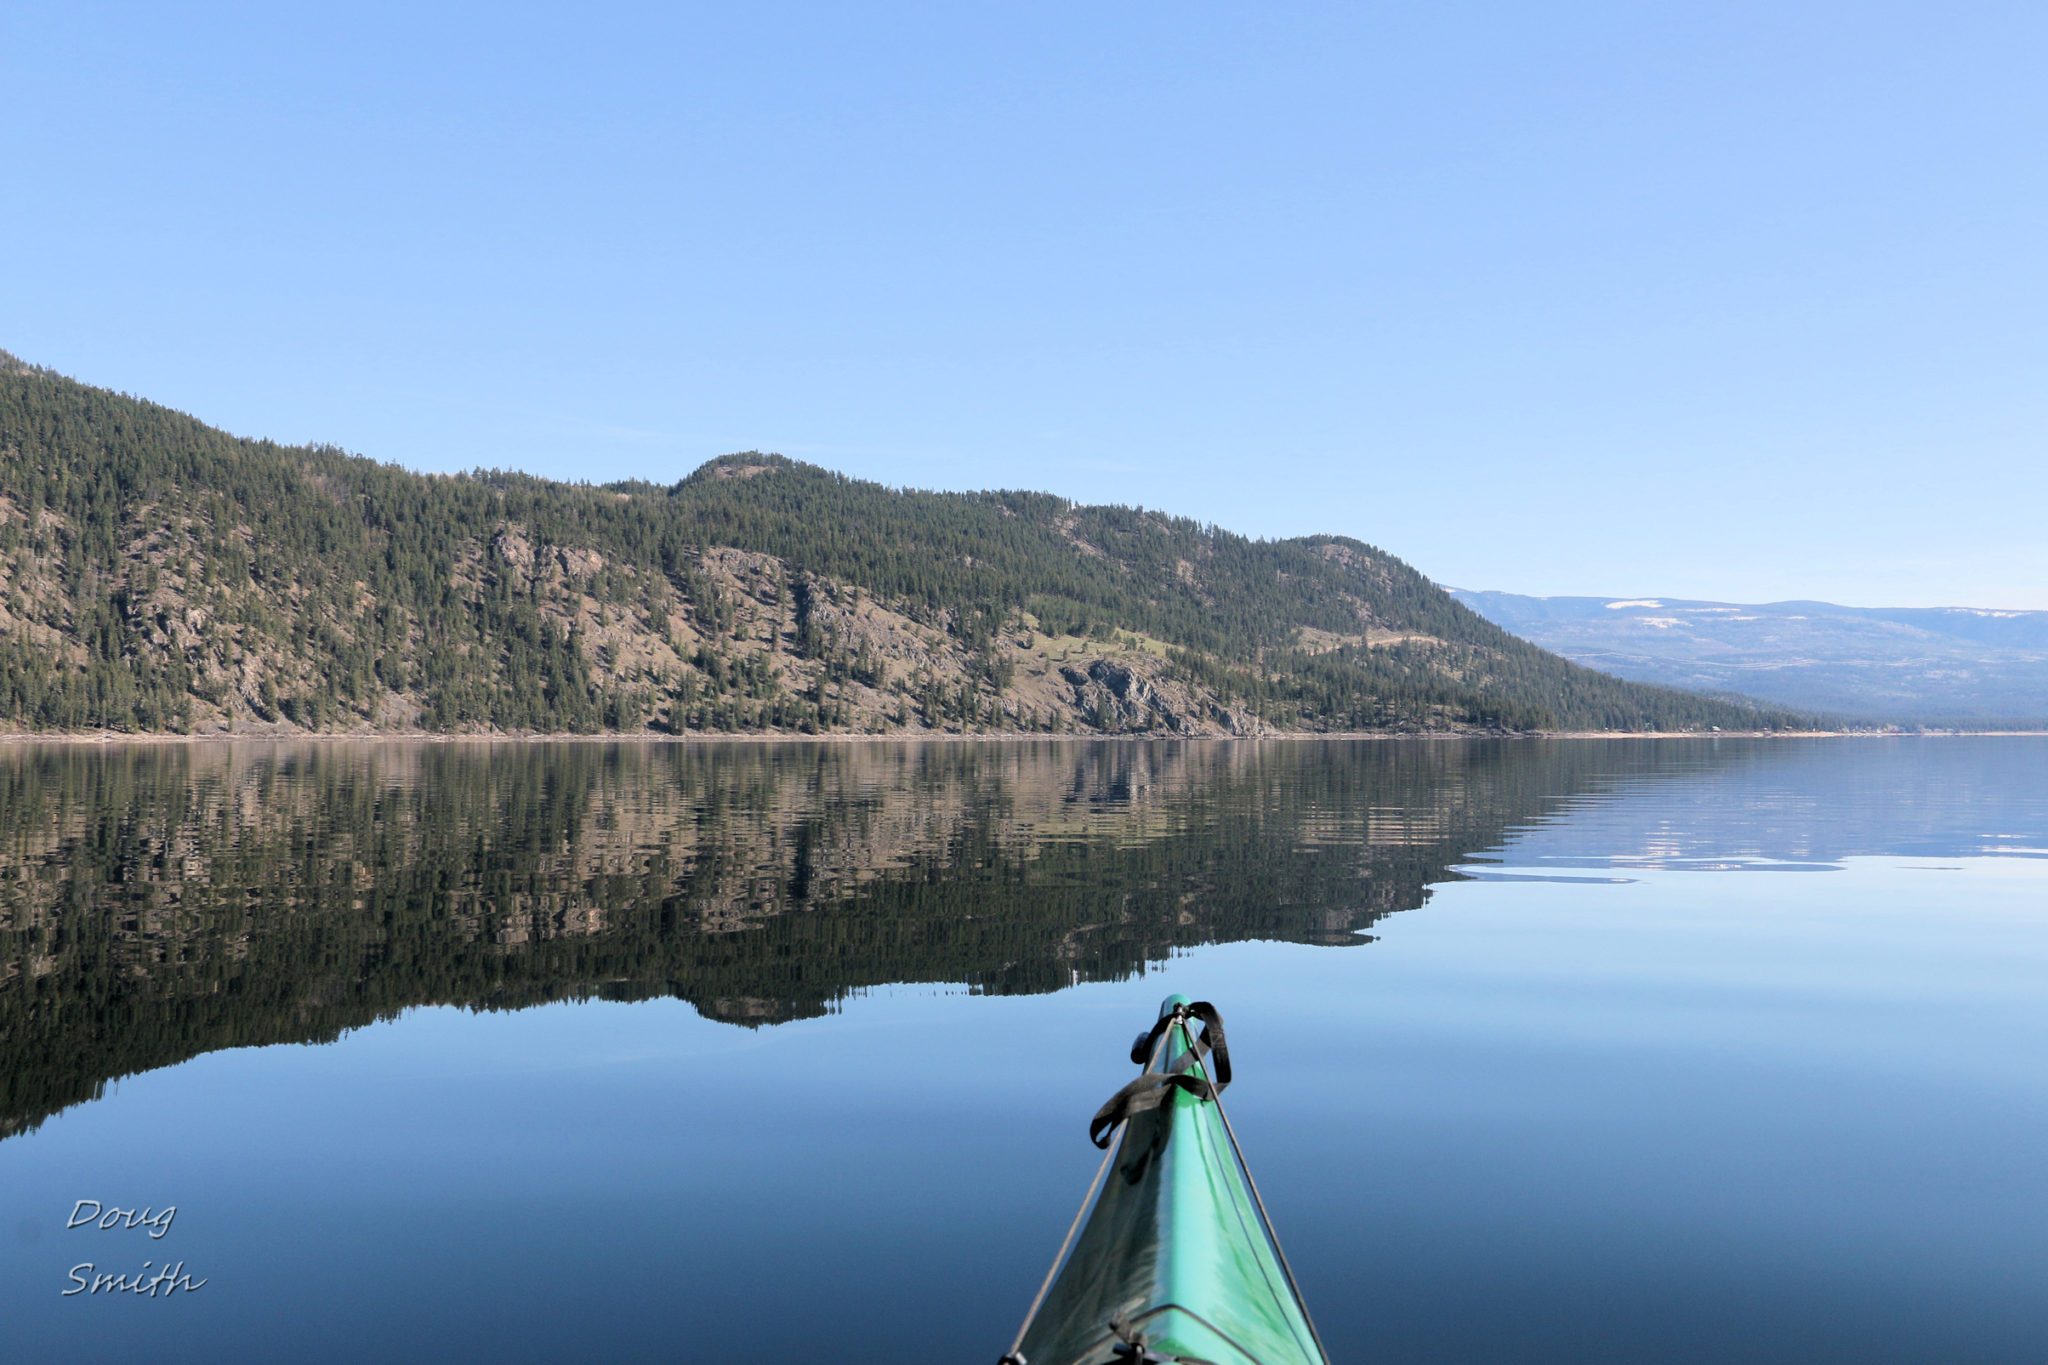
(4, 3, 2044, 607)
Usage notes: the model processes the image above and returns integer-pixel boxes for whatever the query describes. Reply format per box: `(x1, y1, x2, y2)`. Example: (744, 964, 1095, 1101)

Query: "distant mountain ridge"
(0, 350, 1794, 735)
(1452, 589, 2048, 725)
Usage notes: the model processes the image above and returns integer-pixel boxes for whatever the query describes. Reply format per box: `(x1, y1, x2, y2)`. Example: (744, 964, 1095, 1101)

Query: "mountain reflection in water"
(3, 737, 2040, 1141)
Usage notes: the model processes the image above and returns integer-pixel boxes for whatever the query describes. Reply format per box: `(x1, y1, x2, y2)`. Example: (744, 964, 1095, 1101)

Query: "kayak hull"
(1014, 995, 1326, 1365)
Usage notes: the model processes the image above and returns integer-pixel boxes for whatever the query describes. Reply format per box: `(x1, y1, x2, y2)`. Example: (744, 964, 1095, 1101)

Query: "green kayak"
(1000, 994, 1329, 1365)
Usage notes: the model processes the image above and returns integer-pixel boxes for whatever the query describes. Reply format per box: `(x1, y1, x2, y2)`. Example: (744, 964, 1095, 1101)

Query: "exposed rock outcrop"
(1059, 658, 1262, 736)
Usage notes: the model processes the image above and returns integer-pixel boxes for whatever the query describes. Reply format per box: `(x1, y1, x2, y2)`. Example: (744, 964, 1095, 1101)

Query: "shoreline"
(1, 728, 2041, 747)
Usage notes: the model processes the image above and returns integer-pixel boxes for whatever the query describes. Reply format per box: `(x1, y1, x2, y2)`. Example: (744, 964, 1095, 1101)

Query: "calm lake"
(2, 738, 2044, 1363)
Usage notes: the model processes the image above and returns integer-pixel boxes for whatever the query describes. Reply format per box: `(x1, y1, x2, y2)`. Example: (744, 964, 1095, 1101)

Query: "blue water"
(1, 738, 2044, 1362)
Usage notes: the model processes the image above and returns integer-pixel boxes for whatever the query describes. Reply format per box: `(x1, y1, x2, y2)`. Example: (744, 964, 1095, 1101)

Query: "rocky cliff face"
(1059, 659, 1263, 736)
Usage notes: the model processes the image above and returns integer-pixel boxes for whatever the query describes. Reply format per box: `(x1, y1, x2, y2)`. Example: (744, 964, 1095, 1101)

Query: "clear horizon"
(6, 3, 2044, 609)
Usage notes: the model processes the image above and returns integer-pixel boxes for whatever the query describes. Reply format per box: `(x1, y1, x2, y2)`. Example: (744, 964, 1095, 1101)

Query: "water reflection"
(1481, 736, 2048, 870)
(2, 737, 2040, 1141)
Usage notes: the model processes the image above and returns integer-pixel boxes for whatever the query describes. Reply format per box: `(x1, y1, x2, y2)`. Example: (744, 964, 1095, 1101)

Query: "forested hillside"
(0, 352, 1799, 735)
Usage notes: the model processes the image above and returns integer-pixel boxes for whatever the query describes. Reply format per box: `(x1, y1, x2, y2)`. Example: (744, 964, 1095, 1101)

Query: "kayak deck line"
(1000, 995, 1330, 1365)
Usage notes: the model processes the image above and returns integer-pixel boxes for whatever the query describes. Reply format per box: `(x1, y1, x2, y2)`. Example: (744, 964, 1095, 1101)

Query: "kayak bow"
(1001, 995, 1329, 1365)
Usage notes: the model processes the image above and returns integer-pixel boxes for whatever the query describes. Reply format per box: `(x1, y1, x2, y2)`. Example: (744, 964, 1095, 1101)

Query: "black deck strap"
(1128, 1012, 1177, 1065)
(1124, 1002, 1232, 1094)
(1184, 1001, 1231, 1091)
(1088, 1070, 1221, 1148)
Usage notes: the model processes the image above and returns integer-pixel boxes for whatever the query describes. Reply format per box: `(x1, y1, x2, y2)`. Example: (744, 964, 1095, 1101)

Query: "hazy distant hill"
(0, 350, 1793, 736)
(1453, 589, 2048, 725)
